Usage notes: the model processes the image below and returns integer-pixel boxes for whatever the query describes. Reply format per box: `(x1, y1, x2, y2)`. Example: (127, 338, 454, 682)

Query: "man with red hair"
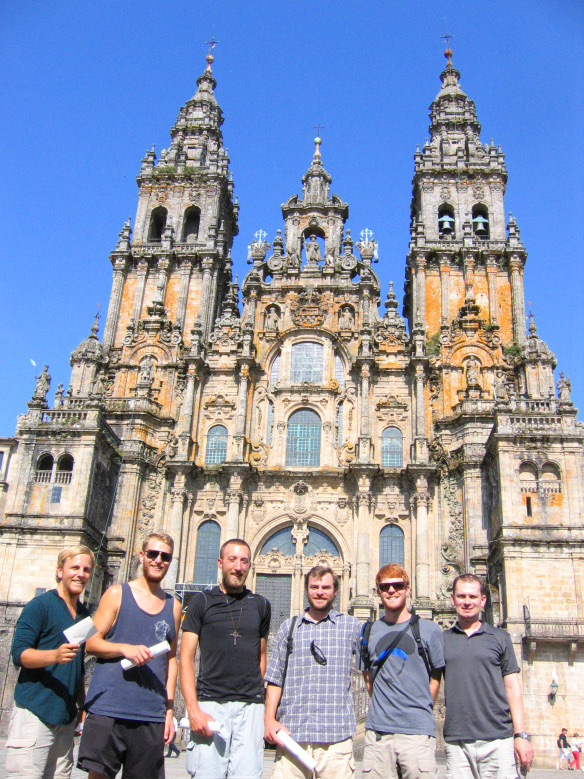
(359, 563, 444, 778)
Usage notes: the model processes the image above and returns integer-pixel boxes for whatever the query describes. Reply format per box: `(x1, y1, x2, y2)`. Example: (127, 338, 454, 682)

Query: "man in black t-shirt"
(180, 538, 271, 779)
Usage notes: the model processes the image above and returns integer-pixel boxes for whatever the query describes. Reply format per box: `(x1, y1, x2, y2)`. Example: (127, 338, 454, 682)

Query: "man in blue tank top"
(77, 532, 182, 779)
(180, 538, 271, 779)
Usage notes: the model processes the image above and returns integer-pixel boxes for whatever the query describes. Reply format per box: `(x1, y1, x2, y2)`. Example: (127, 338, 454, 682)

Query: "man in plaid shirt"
(264, 565, 361, 779)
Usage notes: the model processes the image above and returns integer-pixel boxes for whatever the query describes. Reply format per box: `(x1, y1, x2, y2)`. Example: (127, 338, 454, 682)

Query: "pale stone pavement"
(0, 738, 574, 778)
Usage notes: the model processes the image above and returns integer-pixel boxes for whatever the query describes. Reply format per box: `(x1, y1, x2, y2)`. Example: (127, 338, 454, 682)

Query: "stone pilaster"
(103, 257, 128, 350)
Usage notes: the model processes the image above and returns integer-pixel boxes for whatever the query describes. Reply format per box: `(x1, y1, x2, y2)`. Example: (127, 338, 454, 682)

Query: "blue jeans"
(185, 700, 264, 779)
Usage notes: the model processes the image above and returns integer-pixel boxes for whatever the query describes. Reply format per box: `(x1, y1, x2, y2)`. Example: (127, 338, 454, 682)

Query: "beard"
(307, 592, 336, 613)
(222, 568, 248, 592)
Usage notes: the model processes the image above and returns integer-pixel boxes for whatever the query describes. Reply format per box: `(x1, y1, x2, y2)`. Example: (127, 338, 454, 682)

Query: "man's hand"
(53, 643, 80, 664)
(264, 718, 289, 745)
(119, 644, 154, 667)
(514, 737, 533, 773)
(188, 707, 214, 737)
(164, 709, 175, 745)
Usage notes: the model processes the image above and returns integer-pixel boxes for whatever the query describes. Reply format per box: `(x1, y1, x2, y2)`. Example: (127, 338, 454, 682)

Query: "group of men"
(7, 531, 534, 779)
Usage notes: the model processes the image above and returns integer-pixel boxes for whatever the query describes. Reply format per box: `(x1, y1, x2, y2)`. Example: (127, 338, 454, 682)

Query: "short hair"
(56, 545, 95, 582)
(452, 573, 486, 597)
(142, 532, 174, 553)
(376, 563, 410, 589)
(219, 538, 250, 559)
(304, 565, 339, 592)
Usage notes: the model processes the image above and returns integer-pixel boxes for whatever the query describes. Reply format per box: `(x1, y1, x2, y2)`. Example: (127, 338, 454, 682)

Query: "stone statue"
(557, 372, 572, 402)
(305, 235, 321, 265)
(465, 358, 480, 388)
(324, 249, 335, 269)
(265, 307, 279, 332)
(92, 371, 106, 396)
(494, 371, 508, 402)
(287, 250, 300, 269)
(340, 307, 353, 330)
(139, 356, 154, 384)
(54, 383, 64, 407)
(33, 365, 51, 401)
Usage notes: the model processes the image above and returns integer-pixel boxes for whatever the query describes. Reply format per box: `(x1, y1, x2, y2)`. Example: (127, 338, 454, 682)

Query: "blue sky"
(0, 0, 582, 434)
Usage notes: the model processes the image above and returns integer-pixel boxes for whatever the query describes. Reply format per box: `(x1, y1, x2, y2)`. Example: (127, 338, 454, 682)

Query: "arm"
(13, 599, 80, 668)
(19, 644, 80, 667)
(178, 631, 213, 737)
(264, 683, 288, 744)
(163, 598, 182, 745)
(85, 586, 153, 666)
(260, 636, 267, 678)
(504, 673, 534, 771)
(429, 669, 442, 704)
(362, 670, 373, 697)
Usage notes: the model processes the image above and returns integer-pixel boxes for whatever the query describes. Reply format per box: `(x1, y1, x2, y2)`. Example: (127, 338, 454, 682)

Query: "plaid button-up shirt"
(265, 609, 362, 743)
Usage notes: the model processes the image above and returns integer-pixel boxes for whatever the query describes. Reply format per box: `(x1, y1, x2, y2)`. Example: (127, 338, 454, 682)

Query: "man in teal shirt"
(7, 545, 95, 778)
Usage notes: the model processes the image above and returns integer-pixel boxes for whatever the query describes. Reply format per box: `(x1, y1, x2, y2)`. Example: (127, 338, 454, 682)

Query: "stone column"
(413, 487, 430, 600)
(103, 257, 128, 350)
(206, 266, 220, 340)
(355, 493, 372, 597)
(415, 363, 425, 438)
(439, 256, 450, 326)
(178, 494, 194, 583)
(509, 256, 526, 345)
(115, 461, 146, 582)
(225, 489, 243, 539)
(131, 259, 149, 324)
(415, 256, 427, 326)
(233, 365, 250, 462)
(199, 259, 214, 339)
(486, 256, 498, 325)
(165, 477, 186, 589)
(177, 369, 197, 459)
(175, 258, 193, 331)
(358, 365, 371, 463)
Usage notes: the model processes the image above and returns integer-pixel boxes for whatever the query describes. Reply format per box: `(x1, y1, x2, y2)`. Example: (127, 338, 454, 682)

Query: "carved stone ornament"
(137, 465, 165, 537)
(439, 474, 464, 597)
(203, 394, 236, 420)
(249, 442, 268, 466)
(335, 497, 350, 526)
(290, 287, 327, 327)
(338, 442, 357, 466)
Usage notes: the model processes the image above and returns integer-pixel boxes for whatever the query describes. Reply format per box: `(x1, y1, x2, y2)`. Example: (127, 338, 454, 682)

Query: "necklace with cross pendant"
(225, 595, 244, 646)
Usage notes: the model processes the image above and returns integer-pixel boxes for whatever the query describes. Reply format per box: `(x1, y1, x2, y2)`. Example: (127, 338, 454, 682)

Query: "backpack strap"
(359, 620, 373, 671)
(280, 616, 298, 692)
(367, 618, 414, 684)
(409, 614, 432, 677)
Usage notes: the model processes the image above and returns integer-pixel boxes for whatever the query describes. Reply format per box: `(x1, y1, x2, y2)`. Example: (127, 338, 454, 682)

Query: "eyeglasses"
(310, 640, 327, 666)
(378, 581, 406, 593)
(145, 549, 172, 563)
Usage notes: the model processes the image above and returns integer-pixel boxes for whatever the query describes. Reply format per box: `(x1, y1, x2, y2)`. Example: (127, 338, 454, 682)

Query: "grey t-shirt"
(358, 616, 445, 736)
(443, 621, 519, 741)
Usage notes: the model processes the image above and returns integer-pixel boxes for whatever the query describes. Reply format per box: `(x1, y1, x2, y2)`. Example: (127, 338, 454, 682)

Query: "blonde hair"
(56, 545, 95, 582)
(142, 532, 174, 553)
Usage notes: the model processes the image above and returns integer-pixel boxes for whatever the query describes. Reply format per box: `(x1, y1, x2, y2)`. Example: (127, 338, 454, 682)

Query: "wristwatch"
(514, 732, 529, 740)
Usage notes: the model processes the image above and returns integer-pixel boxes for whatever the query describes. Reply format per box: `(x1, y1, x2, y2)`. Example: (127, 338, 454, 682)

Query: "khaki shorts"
(5, 703, 76, 779)
(362, 730, 437, 779)
(271, 737, 354, 779)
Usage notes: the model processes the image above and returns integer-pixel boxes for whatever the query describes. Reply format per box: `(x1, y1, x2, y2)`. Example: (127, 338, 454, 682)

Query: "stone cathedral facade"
(0, 50, 582, 764)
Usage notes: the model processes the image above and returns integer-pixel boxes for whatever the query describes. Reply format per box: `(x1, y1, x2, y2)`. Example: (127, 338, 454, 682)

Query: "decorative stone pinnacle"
(90, 306, 101, 339)
(528, 310, 537, 336)
(314, 136, 322, 160)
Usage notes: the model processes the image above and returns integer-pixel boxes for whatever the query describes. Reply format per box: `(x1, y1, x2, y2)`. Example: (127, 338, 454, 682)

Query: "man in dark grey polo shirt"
(442, 574, 533, 778)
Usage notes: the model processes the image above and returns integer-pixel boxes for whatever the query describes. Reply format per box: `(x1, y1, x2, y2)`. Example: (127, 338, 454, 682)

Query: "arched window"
(286, 409, 321, 467)
(270, 354, 281, 388)
(380, 524, 405, 567)
(260, 527, 296, 556)
(182, 206, 200, 243)
(36, 454, 54, 483)
(193, 520, 221, 585)
(148, 206, 167, 242)
(291, 342, 324, 384)
(335, 354, 345, 390)
(472, 205, 489, 239)
(266, 401, 274, 445)
(381, 427, 403, 467)
(55, 454, 74, 484)
(438, 205, 455, 238)
(519, 462, 538, 493)
(541, 462, 562, 494)
(205, 425, 228, 465)
(304, 526, 339, 557)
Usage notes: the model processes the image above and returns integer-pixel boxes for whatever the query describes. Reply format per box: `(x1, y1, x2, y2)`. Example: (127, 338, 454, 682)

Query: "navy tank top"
(85, 583, 175, 722)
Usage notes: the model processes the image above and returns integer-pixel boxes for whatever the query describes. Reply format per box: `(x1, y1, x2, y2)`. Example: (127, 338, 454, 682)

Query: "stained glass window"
(193, 520, 221, 584)
(270, 354, 281, 388)
(335, 354, 345, 390)
(205, 425, 228, 464)
(286, 409, 321, 467)
(304, 526, 339, 557)
(380, 524, 405, 567)
(291, 342, 323, 384)
(381, 427, 403, 467)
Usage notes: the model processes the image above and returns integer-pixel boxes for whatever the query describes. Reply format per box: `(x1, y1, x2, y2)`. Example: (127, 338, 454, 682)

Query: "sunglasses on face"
(144, 549, 172, 563)
(378, 581, 406, 593)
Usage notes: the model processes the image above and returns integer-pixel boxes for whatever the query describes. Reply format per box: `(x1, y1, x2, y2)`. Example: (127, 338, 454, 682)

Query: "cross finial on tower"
(205, 34, 219, 72)
(440, 25, 454, 64)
